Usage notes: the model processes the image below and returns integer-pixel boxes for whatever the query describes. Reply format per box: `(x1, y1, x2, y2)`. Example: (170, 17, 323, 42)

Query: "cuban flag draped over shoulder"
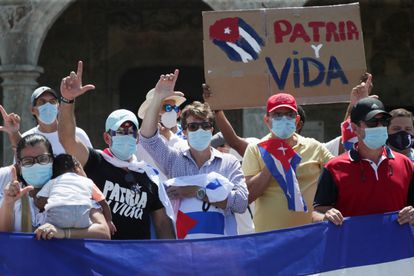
(209, 17, 264, 63)
(164, 172, 235, 240)
(258, 139, 307, 212)
(341, 118, 358, 151)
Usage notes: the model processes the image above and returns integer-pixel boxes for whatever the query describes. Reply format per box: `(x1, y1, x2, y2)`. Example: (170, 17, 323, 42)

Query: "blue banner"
(1, 212, 413, 275)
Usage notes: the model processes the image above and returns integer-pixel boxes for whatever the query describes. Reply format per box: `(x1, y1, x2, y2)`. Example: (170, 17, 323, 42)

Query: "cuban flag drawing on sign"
(209, 17, 264, 63)
(258, 139, 307, 212)
(341, 118, 358, 151)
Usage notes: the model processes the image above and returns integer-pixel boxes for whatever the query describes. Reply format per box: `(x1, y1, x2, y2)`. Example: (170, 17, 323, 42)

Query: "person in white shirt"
(20, 86, 92, 156)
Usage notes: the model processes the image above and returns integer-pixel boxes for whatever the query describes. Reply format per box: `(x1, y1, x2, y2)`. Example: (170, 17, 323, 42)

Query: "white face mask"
(161, 111, 178, 129)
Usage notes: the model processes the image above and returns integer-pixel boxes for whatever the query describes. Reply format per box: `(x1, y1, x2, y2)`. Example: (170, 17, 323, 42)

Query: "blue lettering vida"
(265, 55, 348, 90)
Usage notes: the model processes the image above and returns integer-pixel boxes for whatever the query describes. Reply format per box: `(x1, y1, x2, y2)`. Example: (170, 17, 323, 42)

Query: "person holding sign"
(242, 93, 333, 232)
(312, 97, 414, 225)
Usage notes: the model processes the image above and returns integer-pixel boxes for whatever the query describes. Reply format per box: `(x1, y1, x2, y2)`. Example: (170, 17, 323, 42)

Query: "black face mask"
(387, 130, 414, 150)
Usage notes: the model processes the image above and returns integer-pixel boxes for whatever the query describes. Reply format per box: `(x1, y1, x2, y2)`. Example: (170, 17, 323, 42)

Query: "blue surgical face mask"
(363, 126, 388, 149)
(37, 103, 58, 125)
(188, 129, 212, 151)
(21, 163, 53, 188)
(271, 117, 296, 139)
(110, 135, 137, 161)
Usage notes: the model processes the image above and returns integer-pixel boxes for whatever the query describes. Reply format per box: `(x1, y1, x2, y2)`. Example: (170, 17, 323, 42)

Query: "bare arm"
(0, 181, 33, 232)
(0, 105, 22, 155)
(34, 208, 111, 240)
(141, 70, 182, 139)
(245, 167, 272, 204)
(312, 206, 344, 226)
(58, 61, 95, 167)
(151, 208, 176, 239)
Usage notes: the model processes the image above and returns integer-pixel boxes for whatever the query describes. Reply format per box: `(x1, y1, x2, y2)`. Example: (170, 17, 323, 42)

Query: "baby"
(36, 154, 116, 235)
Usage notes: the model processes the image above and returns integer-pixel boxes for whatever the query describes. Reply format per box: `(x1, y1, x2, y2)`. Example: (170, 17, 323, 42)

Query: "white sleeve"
(0, 166, 13, 205)
(37, 180, 53, 198)
(75, 127, 93, 148)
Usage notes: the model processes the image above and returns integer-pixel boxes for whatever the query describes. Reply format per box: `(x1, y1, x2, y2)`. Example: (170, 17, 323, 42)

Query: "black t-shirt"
(84, 149, 164, 240)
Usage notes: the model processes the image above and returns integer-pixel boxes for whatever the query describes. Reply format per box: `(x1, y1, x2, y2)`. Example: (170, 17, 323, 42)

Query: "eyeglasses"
(364, 117, 390, 128)
(109, 128, 138, 138)
(185, 122, 213, 131)
(163, 104, 180, 113)
(19, 154, 53, 167)
(270, 111, 297, 120)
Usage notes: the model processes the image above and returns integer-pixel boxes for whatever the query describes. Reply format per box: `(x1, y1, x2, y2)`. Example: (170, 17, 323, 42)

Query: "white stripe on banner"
(226, 42, 253, 63)
(309, 257, 414, 276)
(238, 27, 261, 53)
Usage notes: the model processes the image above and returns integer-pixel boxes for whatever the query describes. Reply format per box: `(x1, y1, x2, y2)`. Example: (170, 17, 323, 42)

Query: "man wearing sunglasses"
(140, 69, 248, 238)
(57, 61, 175, 240)
(137, 88, 188, 180)
(313, 97, 414, 226)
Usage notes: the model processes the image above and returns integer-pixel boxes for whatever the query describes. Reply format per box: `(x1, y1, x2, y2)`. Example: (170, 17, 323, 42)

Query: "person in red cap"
(242, 93, 333, 232)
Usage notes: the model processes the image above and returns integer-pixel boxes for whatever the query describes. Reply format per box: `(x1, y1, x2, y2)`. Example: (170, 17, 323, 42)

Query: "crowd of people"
(0, 60, 413, 241)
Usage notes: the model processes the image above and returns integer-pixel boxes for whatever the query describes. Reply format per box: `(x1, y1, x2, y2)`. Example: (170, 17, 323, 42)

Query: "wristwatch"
(196, 187, 206, 200)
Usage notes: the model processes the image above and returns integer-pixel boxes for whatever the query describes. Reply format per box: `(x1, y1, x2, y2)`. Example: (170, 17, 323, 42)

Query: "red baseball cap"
(266, 93, 297, 113)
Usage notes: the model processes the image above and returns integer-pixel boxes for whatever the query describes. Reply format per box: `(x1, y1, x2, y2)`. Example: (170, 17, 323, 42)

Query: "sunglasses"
(364, 117, 390, 128)
(109, 128, 138, 138)
(185, 122, 213, 131)
(163, 104, 180, 113)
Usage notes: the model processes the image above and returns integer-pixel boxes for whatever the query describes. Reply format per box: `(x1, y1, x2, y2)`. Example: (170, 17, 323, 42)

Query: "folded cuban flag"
(209, 17, 264, 63)
(258, 139, 307, 212)
(341, 118, 358, 151)
(164, 172, 235, 239)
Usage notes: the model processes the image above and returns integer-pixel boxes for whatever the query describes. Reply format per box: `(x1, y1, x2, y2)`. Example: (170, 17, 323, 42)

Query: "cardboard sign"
(203, 3, 366, 109)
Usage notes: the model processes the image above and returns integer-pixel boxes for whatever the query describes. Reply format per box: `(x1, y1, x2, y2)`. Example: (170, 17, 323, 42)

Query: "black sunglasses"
(185, 122, 213, 131)
(364, 117, 390, 128)
(163, 104, 180, 113)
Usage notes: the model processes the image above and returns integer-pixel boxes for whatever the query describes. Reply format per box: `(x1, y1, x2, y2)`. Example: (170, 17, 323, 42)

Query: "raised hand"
(3, 180, 33, 204)
(153, 69, 183, 100)
(202, 83, 212, 102)
(350, 73, 373, 106)
(0, 105, 20, 134)
(60, 61, 95, 100)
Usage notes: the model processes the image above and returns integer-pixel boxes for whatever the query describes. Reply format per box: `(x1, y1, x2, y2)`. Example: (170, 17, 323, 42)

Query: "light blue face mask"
(363, 126, 388, 149)
(188, 129, 212, 151)
(271, 117, 296, 139)
(21, 163, 53, 188)
(37, 103, 58, 125)
(110, 135, 137, 161)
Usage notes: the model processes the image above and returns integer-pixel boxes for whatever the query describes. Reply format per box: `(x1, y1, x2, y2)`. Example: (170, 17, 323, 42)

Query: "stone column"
(0, 64, 43, 165)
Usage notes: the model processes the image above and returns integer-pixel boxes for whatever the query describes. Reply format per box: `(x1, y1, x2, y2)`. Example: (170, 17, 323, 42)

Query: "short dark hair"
(52, 154, 80, 178)
(180, 101, 214, 129)
(16, 134, 53, 161)
(297, 105, 306, 124)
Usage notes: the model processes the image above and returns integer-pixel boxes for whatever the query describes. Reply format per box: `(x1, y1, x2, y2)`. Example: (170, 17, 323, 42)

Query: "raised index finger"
(76, 60, 84, 80)
(0, 105, 8, 120)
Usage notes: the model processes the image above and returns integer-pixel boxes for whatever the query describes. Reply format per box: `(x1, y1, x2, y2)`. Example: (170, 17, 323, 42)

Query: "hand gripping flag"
(341, 118, 358, 151)
(209, 17, 264, 63)
(258, 139, 307, 212)
(165, 172, 235, 239)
